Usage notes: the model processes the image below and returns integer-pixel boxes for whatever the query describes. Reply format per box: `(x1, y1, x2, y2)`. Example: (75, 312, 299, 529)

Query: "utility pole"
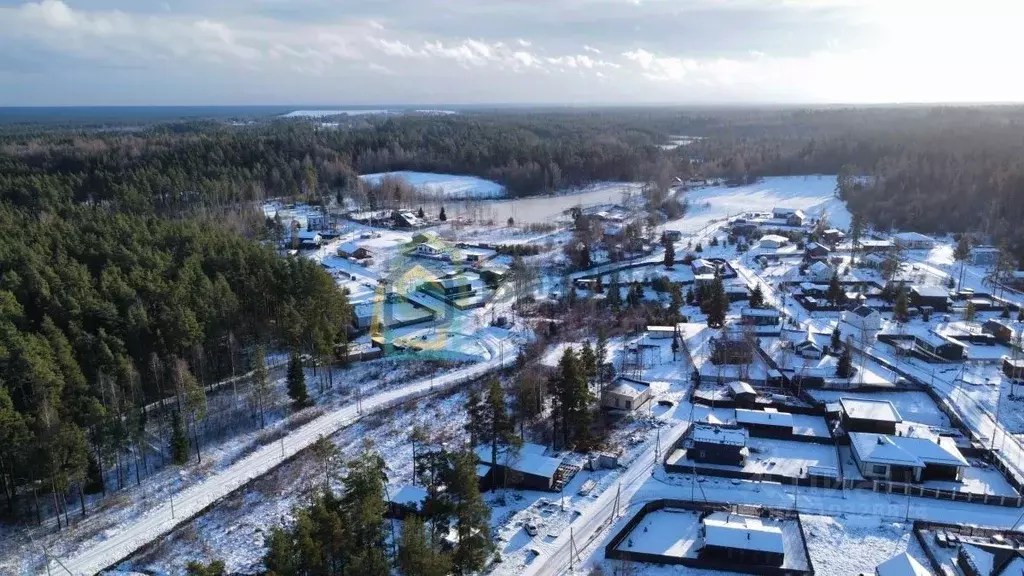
(169, 492, 175, 519)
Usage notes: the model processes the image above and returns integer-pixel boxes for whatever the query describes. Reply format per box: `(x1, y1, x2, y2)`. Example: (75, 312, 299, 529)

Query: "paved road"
(54, 339, 516, 575)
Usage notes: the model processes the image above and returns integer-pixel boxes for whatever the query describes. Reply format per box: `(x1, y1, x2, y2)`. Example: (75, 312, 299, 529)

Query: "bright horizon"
(1, 0, 1023, 106)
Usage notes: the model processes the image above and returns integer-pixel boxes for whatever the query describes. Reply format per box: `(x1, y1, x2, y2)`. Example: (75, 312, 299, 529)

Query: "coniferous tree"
(449, 450, 493, 575)
(251, 345, 272, 428)
(417, 207, 425, 219)
(954, 235, 971, 289)
(836, 347, 853, 378)
(703, 276, 729, 328)
(894, 286, 910, 324)
(464, 387, 486, 447)
(748, 284, 765, 309)
(963, 300, 978, 323)
(827, 273, 844, 306)
(439, 207, 447, 222)
(170, 411, 189, 465)
(286, 353, 310, 408)
(398, 515, 451, 576)
(606, 273, 622, 312)
(186, 560, 227, 576)
(662, 233, 676, 269)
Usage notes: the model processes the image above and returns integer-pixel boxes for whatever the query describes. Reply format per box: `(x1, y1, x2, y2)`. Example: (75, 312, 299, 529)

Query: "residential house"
(849, 432, 968, 482)
(393, 211, 423, 228)
(822, 229, 845, 245)
(858, 239, 896, 254)
(601, 376, 653, 411)
(807, 260, 834, 282)
(420, 276, 474, 298)
(412, 231, 439, 244)
(473, 443, 568, 492)
(387, 485, 427, 519)
(741, 307, 781, 327)
(646, 326, 679, 339)
(843, 306, 882, 332)
(1003, 357, 1024, 380)
(909, 285, 951, 312)
(731, 221, 760, 238)
(794, 328, 829, 359)
(688, 424, 748, 466)
(971, 246, 1002, 267)
(295, 230, 322, 248)
(759, 234, 789, 249)
(840, 397, 903, 435)
(916, 331, 966, 361)
(337, 242, 372, 260)
(893, 232, 936, 250)
(691, 258, 717, 276)
(772, 207, 806, 227)
(983, 318, 1016, 344)
(306, 213, 329, 231)
(875, 552, 931, 576)
(698, 512, 785, 567)
(805, 242, 831, 263)
(735, 408, 794, 438)
(414, 239, 449, 259)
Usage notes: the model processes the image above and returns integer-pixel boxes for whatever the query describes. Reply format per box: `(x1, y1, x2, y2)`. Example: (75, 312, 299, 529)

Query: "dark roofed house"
(691, 259, 717, 275)
(741, 307, 781, 327)
(1003, 357, 1024, 380)
(337, 242, 372, 260)
(474, 442, 569, 492)
(726, 381, 757, 406)
(840, 397, 903, 435)
(909, 285, 950, 312)
(805, 242, 831, 262)
(699, 512, 785, 568)
(772, 207, 806, 227)
(822, 229, 845, 245)
(916, 331, 966, 361)
(735, 408, 794, 438)
(983, 318, 1016, 344)
(687, 424, 749, 466)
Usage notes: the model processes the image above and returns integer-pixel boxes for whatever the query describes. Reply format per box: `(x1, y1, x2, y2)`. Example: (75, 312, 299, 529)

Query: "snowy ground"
(665, 175, 850, 236)
(360, 171, 506, 199)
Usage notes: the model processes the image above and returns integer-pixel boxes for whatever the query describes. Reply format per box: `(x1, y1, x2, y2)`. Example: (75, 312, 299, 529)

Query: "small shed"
(840, 397, 903, 435)
(387, 485, 428, 519)
(726, 381, 757, 405)
(601, 377, 653, 411)
(735, 408, 794, 438)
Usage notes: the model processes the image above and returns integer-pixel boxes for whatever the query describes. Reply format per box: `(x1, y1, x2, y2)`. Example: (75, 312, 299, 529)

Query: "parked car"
(525, 522, 539, 537)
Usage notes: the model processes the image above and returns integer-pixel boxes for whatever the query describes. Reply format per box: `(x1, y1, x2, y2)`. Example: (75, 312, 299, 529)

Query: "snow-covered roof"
(691, 424, 748, 447)
(692, 258, 715, 269)
(773, 207, 804, 218)
(806, 242, 830, 253)
(959, 544, 994, 576)
(742, 307, 780, 317)
(808, 261, 833, 274)
(760, 234, 789, 244)
(875, 552, 931, 576)
(972, 246, 1001, 254)
(735, 408, 793, 429)
(840, 397, 903, 423)
(474, 444, 561, 479)
(390, 485, 428, 507)
(893, 231, 934, 243)
(728, 381, 757, 397)
(859, 239, 894, 247)
(849, 432, 968, 467)
(807, 465, 839, 479)
(910, 285, 949, 299)
(337, 241, 369, 255)
(701, 512, 784, 554)
(606, 377, 651, 398)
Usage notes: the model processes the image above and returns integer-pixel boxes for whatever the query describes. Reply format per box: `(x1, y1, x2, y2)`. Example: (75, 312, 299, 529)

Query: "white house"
(759, 234, 789, 249)
(691, 259, 717, 275)
(415, 242, 445, 257)
(843, 305, 882, 332)
(295, 230, 322, 248)
(893, 232, 936, 250)
(849, 432, 968, 483)
(807, 261, 834, 282)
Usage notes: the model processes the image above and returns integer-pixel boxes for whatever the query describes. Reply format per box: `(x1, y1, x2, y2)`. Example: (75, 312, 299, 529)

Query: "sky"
(0, 0, 1023, 106)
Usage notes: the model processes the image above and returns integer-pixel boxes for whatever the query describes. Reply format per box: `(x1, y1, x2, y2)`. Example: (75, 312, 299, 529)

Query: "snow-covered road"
(54, 339, 516, 575)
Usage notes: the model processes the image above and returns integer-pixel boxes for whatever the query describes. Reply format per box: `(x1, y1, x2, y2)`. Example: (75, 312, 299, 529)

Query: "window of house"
(872, 465, 887, 475)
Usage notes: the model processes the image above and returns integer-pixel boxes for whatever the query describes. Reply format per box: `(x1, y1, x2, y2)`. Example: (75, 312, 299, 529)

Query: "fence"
(604, 499, 814, 576)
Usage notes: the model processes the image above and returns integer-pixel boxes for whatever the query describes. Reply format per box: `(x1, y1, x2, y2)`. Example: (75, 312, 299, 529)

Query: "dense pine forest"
(3, 104, 1024, 528)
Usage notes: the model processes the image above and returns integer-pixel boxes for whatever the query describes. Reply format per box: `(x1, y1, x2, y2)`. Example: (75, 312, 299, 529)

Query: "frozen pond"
(442, 181, 645, 224)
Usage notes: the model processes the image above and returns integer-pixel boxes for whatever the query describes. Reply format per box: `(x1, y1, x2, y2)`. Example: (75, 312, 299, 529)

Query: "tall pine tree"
(286, 352, 310, 408)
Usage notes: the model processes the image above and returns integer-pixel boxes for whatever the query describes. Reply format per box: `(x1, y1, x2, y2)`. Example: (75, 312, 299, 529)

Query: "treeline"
(0, 203, 350, 523)
(0, 114, 692, 215)
(683, 106, 1024, 264)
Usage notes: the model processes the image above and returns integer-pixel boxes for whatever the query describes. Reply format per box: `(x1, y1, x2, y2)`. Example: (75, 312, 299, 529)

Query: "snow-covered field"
(446, 181, 646, 224)
(282, 109, 391, 117)
(666, 175, 851, 235)
(360, 171, 506, 199)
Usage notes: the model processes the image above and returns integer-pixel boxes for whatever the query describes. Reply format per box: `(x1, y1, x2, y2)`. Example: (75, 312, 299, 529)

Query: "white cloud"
(583, 45, 601, 54)
(517, 38, 531, 47)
